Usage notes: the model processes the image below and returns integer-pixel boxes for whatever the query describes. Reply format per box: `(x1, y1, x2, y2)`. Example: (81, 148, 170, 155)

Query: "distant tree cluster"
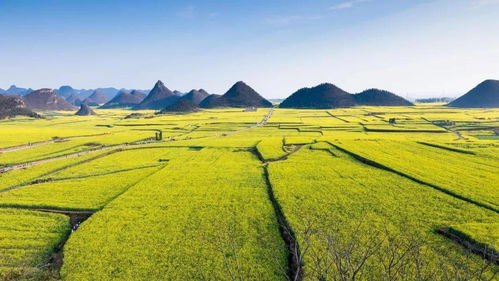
(415, 97, 454, 103)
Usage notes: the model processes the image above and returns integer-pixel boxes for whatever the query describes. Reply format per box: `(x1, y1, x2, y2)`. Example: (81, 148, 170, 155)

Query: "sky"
(1, 0, 498, 99)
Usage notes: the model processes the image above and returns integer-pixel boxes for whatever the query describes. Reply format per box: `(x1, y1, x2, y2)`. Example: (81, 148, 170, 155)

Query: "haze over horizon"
(1, 0, 498, 99)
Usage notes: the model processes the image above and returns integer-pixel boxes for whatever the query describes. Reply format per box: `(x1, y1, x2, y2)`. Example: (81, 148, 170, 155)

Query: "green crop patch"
(0, 166, 160, 210)
(267, 146, 498, 280)
(333, 139, 499, 212)
(0, 208, 69, 278)
(60, 148, 286, 280)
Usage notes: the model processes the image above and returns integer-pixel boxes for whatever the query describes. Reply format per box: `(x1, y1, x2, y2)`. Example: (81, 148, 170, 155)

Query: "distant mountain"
(57, 85, 76, 98)
(181, 89, 209, 105)
(1, 85, 33, 96)
(23, 89, 77, 111)
(130, 90, 147, 100)
(65, 93, 81, 105)
(279, 83, 355, 109)
(101, 90, 146, 109)
(160, 98, 199, 113)
(55, 86, 119, 101)
(200, 81, 272, 108)
(280, 83, 413, 108)
(354, 89, 413, 106)
(75, 104, 96, 116)
(173, 90, 184, 96)
(93, 88, 120, 100)
(448, 79, 499, 108)
(199, 94, 222, 108)
(0, 94, 41, 119)
(81, 90, 110, 106)
(135, 80, 179, 110)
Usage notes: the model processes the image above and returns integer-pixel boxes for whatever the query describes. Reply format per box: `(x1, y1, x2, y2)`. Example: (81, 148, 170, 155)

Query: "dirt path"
(0, 140, 57, 153)
(0, 145, 125, 173)
(0, 137, 160, 174)
(0, 133, 111, 154)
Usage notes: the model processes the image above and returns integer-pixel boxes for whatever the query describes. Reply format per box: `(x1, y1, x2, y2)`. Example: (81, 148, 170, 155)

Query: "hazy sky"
(1, 0, 498, 98)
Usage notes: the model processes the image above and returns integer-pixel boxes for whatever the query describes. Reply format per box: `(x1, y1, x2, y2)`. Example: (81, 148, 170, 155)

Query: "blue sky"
(1, 0, 498, 98)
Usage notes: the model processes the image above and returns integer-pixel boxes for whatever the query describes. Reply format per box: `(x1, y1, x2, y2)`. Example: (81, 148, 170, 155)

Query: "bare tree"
(292, 219, 498, 281)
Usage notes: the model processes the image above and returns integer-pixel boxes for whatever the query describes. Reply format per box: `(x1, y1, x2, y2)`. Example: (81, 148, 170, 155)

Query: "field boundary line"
(436, 227, 499, 265)
(327, 142, 499, 214)
(252, 145, 303, 281)
(262, 164, 303, 281)
(0, 165, 164, 210)
(42, 164, 164, 182)
(101, 164, 167, 208)
(421, 117, 464, 140)
(416, 141, 475, 155)
(0, 149, 122, 194)
(0, 205, 97, 213)
(326, 111, 350, 123)
(1, 164, 164, 194)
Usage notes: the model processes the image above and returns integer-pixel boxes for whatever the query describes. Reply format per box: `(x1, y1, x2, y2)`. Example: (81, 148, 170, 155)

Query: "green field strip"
(262, 164, 302, 280)
(0, 150, 118, 193)
(416, 141, 476, 155)
(61, 148, 287, 280)
(330, 142, 499, 213)
(0, 134, 167, 174)
(0, 166, 162, 211)
(0, 144, 122, 170)
(40, 164, 164, 182)
(332, 140, 499, 213)
(41, 147, 175, 179)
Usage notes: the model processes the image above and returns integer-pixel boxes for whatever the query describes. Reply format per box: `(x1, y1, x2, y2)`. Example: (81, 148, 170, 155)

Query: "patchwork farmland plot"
(333, 139, 499, 212)
(61, 148, 286, 280)
(267, 144, 498, 280)
(0, 209, 69, 279)
(0, 106, 497, 280)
